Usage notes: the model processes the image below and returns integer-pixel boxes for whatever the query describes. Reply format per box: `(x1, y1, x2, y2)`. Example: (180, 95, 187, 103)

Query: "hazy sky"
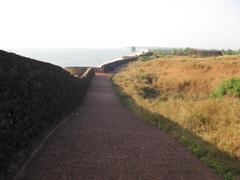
(0, 0, 239, 49)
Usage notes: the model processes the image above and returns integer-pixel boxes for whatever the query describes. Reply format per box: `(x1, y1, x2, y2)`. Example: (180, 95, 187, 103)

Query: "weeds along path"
(16, 73, 221, 180)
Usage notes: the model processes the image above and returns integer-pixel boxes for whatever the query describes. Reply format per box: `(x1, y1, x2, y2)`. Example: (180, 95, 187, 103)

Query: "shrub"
(139, 87, 160, 99)
(212, 77, 240, 98)
(138, 74, 155, 84)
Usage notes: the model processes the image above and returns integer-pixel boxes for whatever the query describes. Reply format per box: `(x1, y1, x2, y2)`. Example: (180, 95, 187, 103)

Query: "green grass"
(212, 78, 240, 98)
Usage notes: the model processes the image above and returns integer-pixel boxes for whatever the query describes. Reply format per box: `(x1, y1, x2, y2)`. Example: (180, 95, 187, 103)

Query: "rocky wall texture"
(0, 50, 94, 179)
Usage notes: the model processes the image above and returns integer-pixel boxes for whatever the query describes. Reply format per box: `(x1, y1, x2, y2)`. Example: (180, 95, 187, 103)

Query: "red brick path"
(16, 73, 221, 180)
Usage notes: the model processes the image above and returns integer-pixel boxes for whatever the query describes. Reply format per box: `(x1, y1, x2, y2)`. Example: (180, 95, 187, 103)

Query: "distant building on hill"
(189, 49, 223, 57)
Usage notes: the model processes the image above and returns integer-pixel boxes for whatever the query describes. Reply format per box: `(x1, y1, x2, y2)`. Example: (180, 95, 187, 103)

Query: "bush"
(138, 74, 155, 84)
(139, 87, 160, 99)
(212, 77, 240, 98)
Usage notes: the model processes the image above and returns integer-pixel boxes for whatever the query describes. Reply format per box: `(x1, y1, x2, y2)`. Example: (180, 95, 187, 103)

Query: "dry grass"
(113, 55, 240, 179)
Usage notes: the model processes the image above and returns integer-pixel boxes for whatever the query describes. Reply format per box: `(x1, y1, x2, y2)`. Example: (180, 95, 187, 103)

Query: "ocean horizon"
(4, 48, 134, 68)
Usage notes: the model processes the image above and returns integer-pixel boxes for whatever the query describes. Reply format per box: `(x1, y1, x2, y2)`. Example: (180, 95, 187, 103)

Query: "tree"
(172, 48, 177, 55)
(237, 49, 240, 55)
(184, 47, 192, 55)
(227, 49, 234, 55)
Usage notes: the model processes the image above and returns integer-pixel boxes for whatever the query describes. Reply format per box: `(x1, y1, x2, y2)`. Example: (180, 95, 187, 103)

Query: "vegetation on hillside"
(144, 48, 240, 58)
(212, 78, 240, 98)
(112, 55, 240, 179)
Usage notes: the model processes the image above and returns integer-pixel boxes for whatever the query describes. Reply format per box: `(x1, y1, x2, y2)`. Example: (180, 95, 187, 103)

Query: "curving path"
(16, 73, 221, 180)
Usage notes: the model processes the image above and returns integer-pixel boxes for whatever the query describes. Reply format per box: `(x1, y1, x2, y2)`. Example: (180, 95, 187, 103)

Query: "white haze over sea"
(5, 48, 133, 67)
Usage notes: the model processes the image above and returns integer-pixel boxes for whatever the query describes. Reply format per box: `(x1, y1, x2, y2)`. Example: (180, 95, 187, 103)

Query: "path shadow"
(111, 82, 240, 179)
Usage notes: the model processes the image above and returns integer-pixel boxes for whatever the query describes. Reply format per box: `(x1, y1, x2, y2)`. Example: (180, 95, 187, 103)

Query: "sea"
(4, 48, 134, 68)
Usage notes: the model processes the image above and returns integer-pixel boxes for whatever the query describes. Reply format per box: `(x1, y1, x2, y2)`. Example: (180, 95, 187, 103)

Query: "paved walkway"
(16, 73, 221, 180)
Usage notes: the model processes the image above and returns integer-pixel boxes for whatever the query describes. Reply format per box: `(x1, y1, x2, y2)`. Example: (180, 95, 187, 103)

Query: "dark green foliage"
(212, 78, 240, 98)
(221, 49, 240, 55)
(140, 87, 160, 99)
(145, 48, 240, 60)
(138, 74, 155, 84)
(180, 136, 235, 180)
(153, 48, 192, 56)
(138, 56, 153, 61)
(152, 48, 223, 57)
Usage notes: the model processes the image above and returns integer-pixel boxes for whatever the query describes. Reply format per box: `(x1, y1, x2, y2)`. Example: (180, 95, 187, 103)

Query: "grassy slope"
(112, 55, 240, 180)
